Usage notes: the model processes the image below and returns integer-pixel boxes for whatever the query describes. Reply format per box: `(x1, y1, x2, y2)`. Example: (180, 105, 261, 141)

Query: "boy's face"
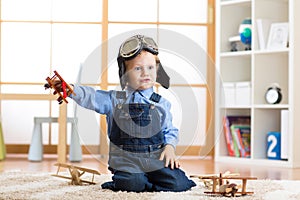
(125, 51, 157, 90)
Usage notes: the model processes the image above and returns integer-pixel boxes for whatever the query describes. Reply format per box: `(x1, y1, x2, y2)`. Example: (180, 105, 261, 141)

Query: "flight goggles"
(119, 35, 159, 59)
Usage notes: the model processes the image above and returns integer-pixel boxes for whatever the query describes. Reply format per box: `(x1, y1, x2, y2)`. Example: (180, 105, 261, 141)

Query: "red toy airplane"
(44, 71, 76, 104)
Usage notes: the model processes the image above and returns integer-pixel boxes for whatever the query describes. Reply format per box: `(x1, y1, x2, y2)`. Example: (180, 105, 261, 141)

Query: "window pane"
(1, 85, 46, 94)
(108, 0, 157, 22)
(158, 86, 207, 146)
(108, 24, 158, 40)
(159, 25, 207, 52)
(159, 51, 206, 85)
(52, 24, 102, 82)
(1, 0, 51, 21)
(49, 113, 100, 145)
(74, 93, 100, 146)
(159, 0, 207, 23)
(2, 100, 50, 144)
(1, 22, 51, 82)
(50, 99, 100, 145)
(51, 100, 76, 119)
(52, 0, 102, 22)
(107, 60, 119, 84)
(158, 27, 207, 84)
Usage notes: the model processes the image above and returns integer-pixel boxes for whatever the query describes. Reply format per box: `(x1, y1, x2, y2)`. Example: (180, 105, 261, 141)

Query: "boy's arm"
(158, 99, 180, 169)
(69, 84, 113, 115)
(161, 99, 179, 148)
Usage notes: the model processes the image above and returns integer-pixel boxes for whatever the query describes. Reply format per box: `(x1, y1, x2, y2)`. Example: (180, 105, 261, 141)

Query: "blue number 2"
(267, 135, 277, 158)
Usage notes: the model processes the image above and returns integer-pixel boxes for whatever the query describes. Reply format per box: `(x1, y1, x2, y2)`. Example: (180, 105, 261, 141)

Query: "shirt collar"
(126, 87, 154, 100)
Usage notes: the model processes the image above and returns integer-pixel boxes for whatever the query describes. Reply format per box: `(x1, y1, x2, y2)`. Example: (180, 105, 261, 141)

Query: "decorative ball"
(240, 27, 252, 44)
(239, 18, 252, 44)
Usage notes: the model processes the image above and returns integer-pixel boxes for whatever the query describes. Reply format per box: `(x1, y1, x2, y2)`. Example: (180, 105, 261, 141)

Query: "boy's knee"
(168, 179, 196, 192)
(113, 172, 150, 192)
(150, 168, 196, 192)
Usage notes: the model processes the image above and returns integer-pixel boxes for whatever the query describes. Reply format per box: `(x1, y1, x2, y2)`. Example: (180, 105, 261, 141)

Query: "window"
(0, 0, 214, 155)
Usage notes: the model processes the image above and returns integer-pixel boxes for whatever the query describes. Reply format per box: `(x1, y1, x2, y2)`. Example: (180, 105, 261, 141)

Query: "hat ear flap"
(156, 62, 170, 89)
(118, 57, 127, 90)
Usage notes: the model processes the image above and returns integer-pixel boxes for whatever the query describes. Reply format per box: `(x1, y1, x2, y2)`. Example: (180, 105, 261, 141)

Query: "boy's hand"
(44, 78, 62, 94)
(159, 144, 180, 169)
(45, 78, 74, 94)
(53, 79, 68, 94)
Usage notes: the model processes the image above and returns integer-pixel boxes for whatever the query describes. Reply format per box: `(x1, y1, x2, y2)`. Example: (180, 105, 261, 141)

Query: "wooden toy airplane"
(191, 171, 240, 188)
(44, 70, 76, 104)
(191, 171, 257, 197)
(52, 163, 101, 185)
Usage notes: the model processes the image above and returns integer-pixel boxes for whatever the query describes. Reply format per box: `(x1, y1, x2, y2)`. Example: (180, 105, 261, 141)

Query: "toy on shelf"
(52, 163, 101, 185)
(229, 18, 252, 51)
(191, 171, 257, 197)
(44, 71, 76, 104)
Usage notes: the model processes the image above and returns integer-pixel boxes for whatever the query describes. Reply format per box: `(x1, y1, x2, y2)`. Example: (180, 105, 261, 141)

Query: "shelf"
(221, 0, 251, 7)
(253, 104, 289, 109)
(215, 0, 299, 168)
(215, 156, 291, 168)
(254, 48, 289, 55)
(220, 51, 252, 57)
(221, 106, 252, 109)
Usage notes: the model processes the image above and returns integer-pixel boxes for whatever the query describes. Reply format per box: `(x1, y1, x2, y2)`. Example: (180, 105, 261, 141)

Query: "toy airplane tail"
(0, 120, 6, 160)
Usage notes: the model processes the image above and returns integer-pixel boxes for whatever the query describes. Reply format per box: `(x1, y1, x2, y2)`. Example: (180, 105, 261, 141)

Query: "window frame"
(0, 0, 215, 156)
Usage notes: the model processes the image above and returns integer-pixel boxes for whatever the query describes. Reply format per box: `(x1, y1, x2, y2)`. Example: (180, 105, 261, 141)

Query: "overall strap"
(116, 91, 126, 99)
(150, 92, 161, 103)
(115, 91, 127, 106)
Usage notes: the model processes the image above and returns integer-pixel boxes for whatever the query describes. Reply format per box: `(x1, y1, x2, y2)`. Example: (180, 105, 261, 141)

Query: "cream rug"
(0, 171, 300, 200)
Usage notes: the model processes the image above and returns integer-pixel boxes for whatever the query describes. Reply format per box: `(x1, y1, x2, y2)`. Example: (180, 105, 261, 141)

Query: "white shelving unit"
(215, 0, 300, 168)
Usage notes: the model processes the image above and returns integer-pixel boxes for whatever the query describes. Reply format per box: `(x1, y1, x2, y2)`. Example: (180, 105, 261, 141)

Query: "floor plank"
(1, 154, 300, 180)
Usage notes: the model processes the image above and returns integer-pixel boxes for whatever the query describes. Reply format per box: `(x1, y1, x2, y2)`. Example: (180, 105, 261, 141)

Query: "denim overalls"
(102, 91, 196, 192)
(109, 92, 165, 173)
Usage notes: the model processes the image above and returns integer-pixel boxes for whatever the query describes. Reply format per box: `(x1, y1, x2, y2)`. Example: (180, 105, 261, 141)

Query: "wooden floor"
(1, 154, 300, 180)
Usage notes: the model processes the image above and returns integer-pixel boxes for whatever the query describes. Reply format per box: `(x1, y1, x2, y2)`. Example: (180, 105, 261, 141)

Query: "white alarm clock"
(265, 84, 282, 104)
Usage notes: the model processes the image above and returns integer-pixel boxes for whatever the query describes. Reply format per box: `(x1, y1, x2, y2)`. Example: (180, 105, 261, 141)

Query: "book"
(256, 19, 273, 50)
(239, 126, 251, 157)
(224, 116, 251, 157)
(231, 125, 251, 158)
(226, 116, 251, 126)
(223, 117, 235, 156)
(230, 125, 242, 157)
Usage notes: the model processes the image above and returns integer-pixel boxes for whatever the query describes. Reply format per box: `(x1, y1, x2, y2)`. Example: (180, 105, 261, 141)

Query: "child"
(57, 34, 196, 192)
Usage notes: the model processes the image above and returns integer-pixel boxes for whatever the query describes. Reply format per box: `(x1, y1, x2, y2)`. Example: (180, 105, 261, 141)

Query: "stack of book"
(223, 116, 251, 158)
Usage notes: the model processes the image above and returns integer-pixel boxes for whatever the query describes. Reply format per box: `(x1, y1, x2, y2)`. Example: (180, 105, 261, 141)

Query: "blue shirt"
(70, 85, 179, 148)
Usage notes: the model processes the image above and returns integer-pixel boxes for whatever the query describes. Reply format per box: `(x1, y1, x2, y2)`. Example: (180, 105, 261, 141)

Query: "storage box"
(236, 82, 251, 106)
(267, 132, 281, 160)
(223, 82, 236, 106)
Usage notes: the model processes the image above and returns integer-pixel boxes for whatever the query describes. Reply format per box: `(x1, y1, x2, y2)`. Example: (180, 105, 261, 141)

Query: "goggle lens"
(119, 35, 158, 58)
(144, 37, 157, 49)
(120, 38, 140, 57)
